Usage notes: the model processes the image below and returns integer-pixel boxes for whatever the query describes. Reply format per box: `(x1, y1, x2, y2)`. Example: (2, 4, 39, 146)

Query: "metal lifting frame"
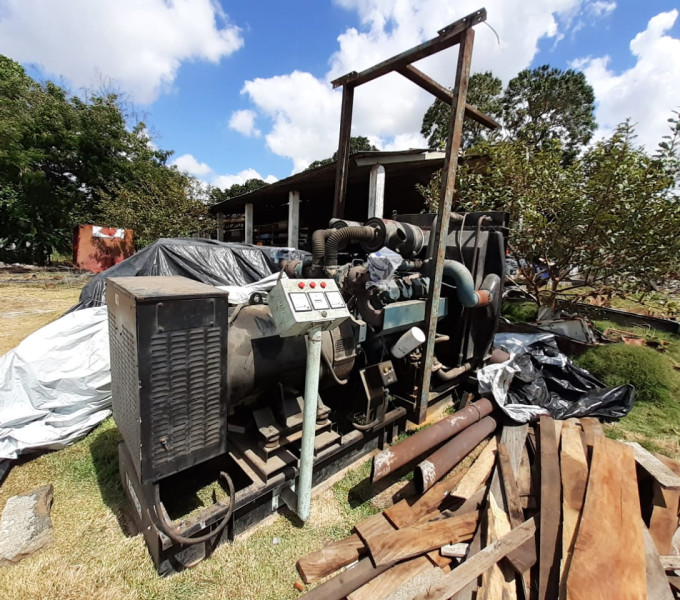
(330, 7, 498, 423)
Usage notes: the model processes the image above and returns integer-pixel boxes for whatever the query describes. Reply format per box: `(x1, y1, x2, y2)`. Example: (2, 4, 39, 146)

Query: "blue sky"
(1, 0, 679, 188)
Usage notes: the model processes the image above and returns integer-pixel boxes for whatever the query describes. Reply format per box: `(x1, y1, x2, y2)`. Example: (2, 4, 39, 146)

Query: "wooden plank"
(579, 417, 603, 454)
(451, 511, 484, 600)
(559, 422, 589, 600)
(553, 419, 564, 442)
(298, 557, 390, 600)
(500, 423, 529, 476)
(354, 512, 396, 544)
(566, 437, 646, 600)
(364, 511, 479, 567)
(450, 437, 497, 500)
(517, 445, 532, 498)
(625, 441, 680, 489)
(643, 524, 675, 600)
(411, 518, 537, 600)
(478, 493, 517, 600)
(660, 555, 680, 570)
(383, 498, 415, 529)
(538, 415, 561, 600)
(498, 442, 525, 527)
(498, 442, 537, 579)
(649, 484, 680, 555)
(654, 452, 680, 478)
(296, 533, 365, 583)
(669, 576, 680, 592)
(383, 468, 467, 530)
(347, 556, 432, 600)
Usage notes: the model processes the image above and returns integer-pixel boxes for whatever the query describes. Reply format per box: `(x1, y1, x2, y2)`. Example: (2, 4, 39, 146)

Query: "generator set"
(107, 212, 507, 573)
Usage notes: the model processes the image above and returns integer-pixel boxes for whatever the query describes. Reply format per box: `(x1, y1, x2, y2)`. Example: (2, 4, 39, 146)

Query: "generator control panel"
(268, 278, 351, 337)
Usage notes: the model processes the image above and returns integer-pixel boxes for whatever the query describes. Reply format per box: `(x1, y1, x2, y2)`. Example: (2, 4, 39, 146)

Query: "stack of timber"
(293, 409, 680, 600)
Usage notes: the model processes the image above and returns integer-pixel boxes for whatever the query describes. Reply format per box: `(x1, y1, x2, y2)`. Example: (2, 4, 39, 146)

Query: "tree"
(210, 178, 269, 205)
(421, 71, 503, 150)
(306, 136, 378, 170)
(428, 117, 680, 305)
(0, 55, 209, 262)
(420, 66, 596, 160)
(502, 65, 596, 159)
(100, 161, 213, 248)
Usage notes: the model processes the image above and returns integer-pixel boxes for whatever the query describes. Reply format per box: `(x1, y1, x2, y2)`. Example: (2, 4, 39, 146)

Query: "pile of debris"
(293, 410, 680, 599)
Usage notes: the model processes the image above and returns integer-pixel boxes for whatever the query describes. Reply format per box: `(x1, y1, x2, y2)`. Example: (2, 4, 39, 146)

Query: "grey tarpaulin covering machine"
(108, 8, 509, 574)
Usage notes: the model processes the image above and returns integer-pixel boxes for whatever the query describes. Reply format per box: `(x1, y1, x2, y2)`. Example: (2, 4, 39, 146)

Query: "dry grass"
(0, 280, 389, 599)
(0, 280, 84, 355)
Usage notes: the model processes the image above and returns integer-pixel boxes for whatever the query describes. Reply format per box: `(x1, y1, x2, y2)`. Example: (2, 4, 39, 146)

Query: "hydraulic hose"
(324, 226, 376, 268)
(149, 471, 235, 546)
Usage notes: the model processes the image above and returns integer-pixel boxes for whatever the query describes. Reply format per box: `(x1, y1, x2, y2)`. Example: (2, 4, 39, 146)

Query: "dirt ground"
(0, 267, 89, 355)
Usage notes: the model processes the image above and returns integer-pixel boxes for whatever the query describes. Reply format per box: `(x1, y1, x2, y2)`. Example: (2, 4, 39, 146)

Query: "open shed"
(208, 149, 445, 250)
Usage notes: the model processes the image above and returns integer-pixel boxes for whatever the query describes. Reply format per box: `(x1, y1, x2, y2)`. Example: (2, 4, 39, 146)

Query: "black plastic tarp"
(71, 238, 309, 311)
(478, 333, 635, 423)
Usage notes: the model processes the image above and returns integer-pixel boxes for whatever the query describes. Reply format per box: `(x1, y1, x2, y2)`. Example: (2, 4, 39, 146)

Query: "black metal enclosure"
(107, 277, 229, 483)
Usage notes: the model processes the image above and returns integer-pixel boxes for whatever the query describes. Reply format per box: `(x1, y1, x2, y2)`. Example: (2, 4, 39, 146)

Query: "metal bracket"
(272, 481, 297, 512)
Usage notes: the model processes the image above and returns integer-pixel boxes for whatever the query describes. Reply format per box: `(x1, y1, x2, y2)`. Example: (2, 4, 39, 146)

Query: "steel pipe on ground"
(414, 415, 498, 493)
(371, 398, 494, 482)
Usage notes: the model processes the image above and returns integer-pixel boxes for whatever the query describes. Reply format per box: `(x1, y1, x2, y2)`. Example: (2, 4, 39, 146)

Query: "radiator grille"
(149, 327, 223, 466)
(109, 312, 141, 470)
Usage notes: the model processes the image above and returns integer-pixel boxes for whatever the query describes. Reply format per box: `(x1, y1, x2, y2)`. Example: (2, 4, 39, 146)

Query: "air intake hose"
(311, 229, 334, 267)
(324, 225, 376, 268)
(441, 259, 498, 308)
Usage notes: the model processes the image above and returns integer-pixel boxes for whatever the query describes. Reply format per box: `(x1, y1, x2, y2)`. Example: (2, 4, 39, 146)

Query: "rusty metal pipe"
(414, 415, 498, 493)
(371, 398, 494, 482)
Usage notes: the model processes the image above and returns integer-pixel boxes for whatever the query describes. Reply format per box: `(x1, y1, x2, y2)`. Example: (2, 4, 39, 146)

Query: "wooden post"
(244, 202, 254, 244)
(414, 27, 475, 423)
(368, 164, 385, 219)
(288, 190, 300, 248)
(332, 84, 355, 218)
(216, 212, 224, 242)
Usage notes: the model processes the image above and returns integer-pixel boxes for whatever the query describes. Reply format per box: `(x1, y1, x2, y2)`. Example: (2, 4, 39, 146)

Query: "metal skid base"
(119, 408, 406, 575)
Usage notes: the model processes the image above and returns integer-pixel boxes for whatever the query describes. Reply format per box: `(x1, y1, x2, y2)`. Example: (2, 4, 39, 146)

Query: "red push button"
(298, 282, 305, 289)
(310, 281, 316, 288)
(320, 281, 327, 288)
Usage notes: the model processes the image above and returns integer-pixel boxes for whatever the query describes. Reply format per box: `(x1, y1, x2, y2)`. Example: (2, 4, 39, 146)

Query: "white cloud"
(0, 0, 243, 103)
(212, 169, 278, 189)
(588, 1, 616, 18)
(573, 10, 680, 150)
(171, 153, 212, 177)
(239, 0, 589, 172)
(171, 154, 277, 189)
(228, 109, 261, 137)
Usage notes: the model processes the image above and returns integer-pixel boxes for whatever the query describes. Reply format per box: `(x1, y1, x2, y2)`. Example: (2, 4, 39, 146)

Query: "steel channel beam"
(414, 26, 476, 424)
(397, 64, 500, 130)
(332, 85, 355, 218)
(330, 9, 486, 89)
(371, 398, 493, 482)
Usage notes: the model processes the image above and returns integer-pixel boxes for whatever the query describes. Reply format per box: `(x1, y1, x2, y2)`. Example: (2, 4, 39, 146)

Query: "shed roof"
(209, 149, 445, 214)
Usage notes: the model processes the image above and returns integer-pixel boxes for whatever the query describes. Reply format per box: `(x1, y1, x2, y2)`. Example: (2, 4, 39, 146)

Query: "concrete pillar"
(368, 164, 385, 219)
(216, 212, 224, 242)
(288, 190, 300, 249)
(244, 203, 254, 244)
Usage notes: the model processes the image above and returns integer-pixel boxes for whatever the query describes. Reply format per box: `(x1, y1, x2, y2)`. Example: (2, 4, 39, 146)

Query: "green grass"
(575, 330, 680, 457)
(501, 301, 538, 323)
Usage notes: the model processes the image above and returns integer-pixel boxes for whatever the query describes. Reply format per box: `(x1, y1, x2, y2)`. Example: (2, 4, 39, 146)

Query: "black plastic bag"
(479, 333, 635, 422)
